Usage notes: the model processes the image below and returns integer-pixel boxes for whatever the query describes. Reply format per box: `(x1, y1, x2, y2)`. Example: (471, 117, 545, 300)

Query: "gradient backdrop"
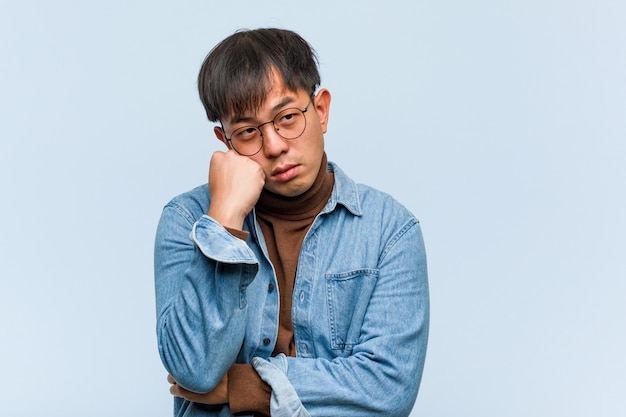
(1, 1, 625, 416)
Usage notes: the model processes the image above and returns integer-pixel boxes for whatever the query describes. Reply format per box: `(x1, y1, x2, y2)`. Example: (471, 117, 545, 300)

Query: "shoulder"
(356, 183, 420, 241)
(162, 184, 210, 225)
(330, 161, 418, 224)
(359, 183, 415, 217)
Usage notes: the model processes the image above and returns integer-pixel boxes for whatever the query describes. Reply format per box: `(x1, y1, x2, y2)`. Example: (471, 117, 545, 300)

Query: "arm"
(167, 366, 272, 415)
(154, 208, 257, 393)
(260, 220, 429, 417)
(154, 150, 266, 394)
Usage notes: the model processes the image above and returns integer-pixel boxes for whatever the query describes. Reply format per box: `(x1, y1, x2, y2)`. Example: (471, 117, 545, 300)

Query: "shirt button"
(268, 283, 275, 292)
(299, 291, 305, 302)
(263, 338, 271, 346)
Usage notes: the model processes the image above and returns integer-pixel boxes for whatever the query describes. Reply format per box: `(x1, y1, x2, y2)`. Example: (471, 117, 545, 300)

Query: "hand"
(207, 150, 265, 230)
(252, 356, 311, 417)
(167, 374, 228, 405)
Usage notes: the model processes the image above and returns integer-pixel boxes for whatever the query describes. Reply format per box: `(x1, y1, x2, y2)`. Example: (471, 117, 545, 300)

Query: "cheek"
(248, 154, 271, 171)
(311, 134, 325, 157)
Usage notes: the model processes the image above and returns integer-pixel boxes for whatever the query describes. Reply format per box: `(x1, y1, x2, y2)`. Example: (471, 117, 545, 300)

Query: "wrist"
(207, 206, 246, 230)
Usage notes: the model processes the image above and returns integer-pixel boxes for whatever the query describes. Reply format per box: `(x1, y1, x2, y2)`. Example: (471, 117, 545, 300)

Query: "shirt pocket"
(325, 268, 379, 351)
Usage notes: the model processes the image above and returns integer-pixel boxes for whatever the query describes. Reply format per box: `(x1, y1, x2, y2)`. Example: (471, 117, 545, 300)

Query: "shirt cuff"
(228, 364, 271, 416)
(191, 215, 256, 264)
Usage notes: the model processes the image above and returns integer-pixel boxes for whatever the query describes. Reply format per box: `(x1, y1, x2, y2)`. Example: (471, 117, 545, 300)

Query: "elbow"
(169, 372, 219, 394)
(157, 321, 226, 393)
(370, 378, 419, 417)
(373, 347, 425, 416)
(158, 340, 224, 393)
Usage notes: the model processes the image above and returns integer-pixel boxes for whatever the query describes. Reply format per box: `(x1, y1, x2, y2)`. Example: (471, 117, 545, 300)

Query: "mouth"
(271, 164, 300, 182)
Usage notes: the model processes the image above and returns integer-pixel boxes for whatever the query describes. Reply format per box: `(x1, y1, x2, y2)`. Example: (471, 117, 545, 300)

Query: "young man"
(154, 28, 429, 417)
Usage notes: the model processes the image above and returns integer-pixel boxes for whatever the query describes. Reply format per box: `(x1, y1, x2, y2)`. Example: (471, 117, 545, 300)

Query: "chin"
(268, 182, 310, 198)
(275, 188, 306, 198)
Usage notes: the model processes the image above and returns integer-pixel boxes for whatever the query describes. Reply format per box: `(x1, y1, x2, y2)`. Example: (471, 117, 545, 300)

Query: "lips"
(271, 164, 299, 181)
(272, 164, 297, 176)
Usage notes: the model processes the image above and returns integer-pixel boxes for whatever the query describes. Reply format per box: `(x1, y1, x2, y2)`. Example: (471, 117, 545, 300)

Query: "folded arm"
(264, 220, 429, 417)
(154, 207, 258, 393)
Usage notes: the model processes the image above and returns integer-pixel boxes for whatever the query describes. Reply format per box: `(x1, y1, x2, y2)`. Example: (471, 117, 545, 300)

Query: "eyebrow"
(228, 96, 297, 125)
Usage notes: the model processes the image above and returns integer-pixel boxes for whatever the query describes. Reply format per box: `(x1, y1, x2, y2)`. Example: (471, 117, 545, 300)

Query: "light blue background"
(1, 1, 625, 416)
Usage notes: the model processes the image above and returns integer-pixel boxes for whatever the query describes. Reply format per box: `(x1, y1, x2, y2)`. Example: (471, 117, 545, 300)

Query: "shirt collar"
(324, 161, 362, 216)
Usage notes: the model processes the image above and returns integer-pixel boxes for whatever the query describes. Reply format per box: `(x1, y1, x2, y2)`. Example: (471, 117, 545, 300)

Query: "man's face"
(216, 74, 331, 197)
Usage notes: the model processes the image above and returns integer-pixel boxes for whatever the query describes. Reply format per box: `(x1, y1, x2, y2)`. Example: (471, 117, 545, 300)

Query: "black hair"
(198, 28, 321, 122)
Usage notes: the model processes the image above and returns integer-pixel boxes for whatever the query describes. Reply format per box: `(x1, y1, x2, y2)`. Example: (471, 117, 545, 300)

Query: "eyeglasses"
(221, 100, 312, 156)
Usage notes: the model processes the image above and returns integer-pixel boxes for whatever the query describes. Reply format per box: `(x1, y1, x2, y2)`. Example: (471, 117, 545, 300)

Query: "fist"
(207, 150, 265, 229)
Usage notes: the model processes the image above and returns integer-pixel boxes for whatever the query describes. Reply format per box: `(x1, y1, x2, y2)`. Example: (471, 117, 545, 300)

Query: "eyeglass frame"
(220, 99, 313, 156)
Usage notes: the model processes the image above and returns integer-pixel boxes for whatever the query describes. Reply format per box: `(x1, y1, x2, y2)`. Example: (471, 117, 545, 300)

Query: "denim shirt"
(154, 162, 429, 417)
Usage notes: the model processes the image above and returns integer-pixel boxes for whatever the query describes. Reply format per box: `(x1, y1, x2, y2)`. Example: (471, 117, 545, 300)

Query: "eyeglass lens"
(229, 106, 307, 156)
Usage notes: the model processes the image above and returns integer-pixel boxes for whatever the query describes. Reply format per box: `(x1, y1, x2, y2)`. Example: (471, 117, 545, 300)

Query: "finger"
(170, 383, 189, 397)
(170, 384, 196, 401)
(167, 374, 176, 384)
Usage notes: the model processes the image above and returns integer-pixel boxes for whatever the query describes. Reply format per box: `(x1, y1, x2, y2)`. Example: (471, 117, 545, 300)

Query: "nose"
(260, 124, 289, 157)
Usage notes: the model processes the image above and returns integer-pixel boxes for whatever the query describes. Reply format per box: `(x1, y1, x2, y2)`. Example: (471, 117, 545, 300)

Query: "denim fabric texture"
(154, 162, 429, 417)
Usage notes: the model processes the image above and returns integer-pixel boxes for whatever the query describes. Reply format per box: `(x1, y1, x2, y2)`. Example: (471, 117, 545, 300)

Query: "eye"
(233, 127, 259, 142)
(277, 110, 301, 126)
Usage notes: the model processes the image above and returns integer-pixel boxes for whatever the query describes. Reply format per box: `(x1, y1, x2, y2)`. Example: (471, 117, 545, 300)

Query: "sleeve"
(228, 364, 272, 416)
(253, 356, 310, 417)
(154, 204, 259, 393)
(263, 220, 429, 417)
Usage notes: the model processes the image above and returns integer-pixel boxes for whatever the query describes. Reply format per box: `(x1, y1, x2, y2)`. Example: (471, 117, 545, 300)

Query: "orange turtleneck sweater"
(227, 153, 334, 416)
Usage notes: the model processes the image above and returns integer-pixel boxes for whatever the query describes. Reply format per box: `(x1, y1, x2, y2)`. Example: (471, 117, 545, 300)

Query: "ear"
(214, 126, 230, 148)
(313, 88, 331, 134)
